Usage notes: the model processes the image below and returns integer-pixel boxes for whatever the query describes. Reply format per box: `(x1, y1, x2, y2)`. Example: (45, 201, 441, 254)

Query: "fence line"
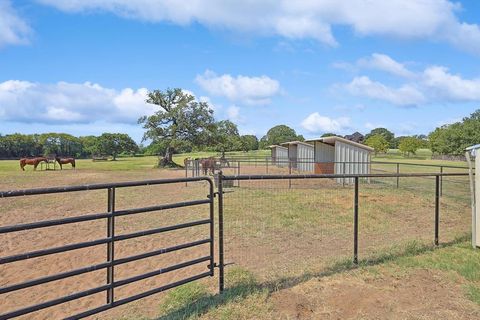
(217, 171, 470, 292)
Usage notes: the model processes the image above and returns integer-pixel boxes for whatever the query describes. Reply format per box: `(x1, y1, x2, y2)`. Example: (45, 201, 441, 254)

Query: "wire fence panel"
(219, 172, 471, 292)
(221, 177, 354, 287)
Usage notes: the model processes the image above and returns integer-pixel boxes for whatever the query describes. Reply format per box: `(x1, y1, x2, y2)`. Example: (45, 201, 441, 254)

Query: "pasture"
(0, 155, 478, 319)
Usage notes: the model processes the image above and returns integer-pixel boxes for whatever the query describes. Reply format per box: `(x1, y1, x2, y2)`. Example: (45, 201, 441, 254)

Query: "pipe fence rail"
(0, 177, 215, 320)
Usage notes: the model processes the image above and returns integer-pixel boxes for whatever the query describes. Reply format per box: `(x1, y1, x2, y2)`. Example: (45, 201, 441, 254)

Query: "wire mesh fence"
(219, 172, 471, 290)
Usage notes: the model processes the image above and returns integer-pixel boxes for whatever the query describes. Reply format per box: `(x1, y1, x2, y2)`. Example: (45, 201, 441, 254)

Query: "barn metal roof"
(306, 136, 374, 152)
(280, 141, 314, 148)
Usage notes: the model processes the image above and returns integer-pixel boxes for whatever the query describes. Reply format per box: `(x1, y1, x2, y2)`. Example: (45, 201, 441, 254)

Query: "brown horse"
(200, 157, 217, 175)
(55, 157, 76, 170)
(19, 157, 48, 171)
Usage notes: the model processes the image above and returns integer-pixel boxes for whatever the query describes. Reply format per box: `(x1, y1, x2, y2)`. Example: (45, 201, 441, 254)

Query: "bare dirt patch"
(270, 268, 480, 320)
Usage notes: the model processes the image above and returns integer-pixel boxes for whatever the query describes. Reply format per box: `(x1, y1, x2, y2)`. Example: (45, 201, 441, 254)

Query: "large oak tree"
(139, 88, 215, 166)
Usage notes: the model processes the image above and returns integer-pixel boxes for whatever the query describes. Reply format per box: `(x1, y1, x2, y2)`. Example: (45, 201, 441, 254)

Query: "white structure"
(269, 145, 289, 167)
(465, 144, 480, 248)
(281, 141, 314, 172)
(306, 136, 374, 183)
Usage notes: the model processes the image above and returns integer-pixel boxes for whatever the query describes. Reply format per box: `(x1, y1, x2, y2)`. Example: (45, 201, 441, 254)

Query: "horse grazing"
(55, 157, 76, 170)
(19, 157, 48, 171)
(183, 157, 192, 167)
(200, 157, 217, 175)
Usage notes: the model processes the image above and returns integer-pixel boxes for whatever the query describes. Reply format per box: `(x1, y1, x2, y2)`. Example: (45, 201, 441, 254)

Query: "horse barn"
(306, 136, 374, 183)
(280, 141, 315, 172)
(269, 145, 289, 167)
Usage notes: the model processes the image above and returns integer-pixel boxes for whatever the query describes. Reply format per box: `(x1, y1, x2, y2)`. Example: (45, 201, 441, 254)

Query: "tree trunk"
(157, 146, 178, 167)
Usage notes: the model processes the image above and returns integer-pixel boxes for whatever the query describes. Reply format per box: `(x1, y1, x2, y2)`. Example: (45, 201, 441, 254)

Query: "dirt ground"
(269, 268, 480, 320)
(0, 164, 473, 319)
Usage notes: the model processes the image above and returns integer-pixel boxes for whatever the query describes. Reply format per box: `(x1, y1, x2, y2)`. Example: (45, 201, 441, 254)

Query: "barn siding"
(297, 143, 314, 172)
(334, 141, 371, 183)
(273, 146, 289, 167)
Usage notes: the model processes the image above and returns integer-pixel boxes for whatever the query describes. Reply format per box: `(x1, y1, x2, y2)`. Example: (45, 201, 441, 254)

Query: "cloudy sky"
(1, 0, 480, 142)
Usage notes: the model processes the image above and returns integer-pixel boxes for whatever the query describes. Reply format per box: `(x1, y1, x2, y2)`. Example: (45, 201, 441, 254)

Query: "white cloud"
(301, 112, 350, 133)
(0, 0, 31, 47)
(0, 80, 155, 124)
(345, 76, 425, 106)
(357, 53, 415, 78)
(226, 105, 242, 122)
(422, 66, 480, 101)
(37, 0, 480, 54)
(195, 70, 280, 105)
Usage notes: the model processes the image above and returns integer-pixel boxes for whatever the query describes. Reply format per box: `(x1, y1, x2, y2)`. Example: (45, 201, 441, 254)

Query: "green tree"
(139, 88, 215, 166)
(96, 133, 138, 160)
(365, 128, 395, 148)
(399, 137, 422, 156)
(212, 120, 242, 156)
(365, 134, 389, 155)
(240, 135, 259, 152)
(321, 133, 339, 137)
(260, 125, 303, 147)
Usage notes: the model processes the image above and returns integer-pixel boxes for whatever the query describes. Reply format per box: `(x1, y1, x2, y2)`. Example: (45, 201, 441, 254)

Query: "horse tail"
(72, 159, 76, 168)
(20, 159, 25, 171)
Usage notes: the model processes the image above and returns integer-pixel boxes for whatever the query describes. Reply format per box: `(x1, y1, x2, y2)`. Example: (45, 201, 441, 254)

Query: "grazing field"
(0, 155, 475, 319)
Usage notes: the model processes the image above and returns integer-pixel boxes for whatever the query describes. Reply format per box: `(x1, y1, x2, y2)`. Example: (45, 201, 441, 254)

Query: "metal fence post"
(237, 161, 241, 188)
(288, 160, 292, 189)
(106, 187, 116, 305)
(440, 166, 443, 197)
(353, 176, 359, 264)
(218, 172, 225, 293)
(435, 175, 440, 246)
(396, 163, 400, 188)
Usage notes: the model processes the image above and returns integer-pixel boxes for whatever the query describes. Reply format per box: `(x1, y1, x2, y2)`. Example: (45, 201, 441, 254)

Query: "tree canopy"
(365, 128, 395, 148)
(259, 125, 304, 148)
(428, 110, 480, 155)
(399, 137, 422, 156)
(364, 134, 389, 155)
(139, 88, 215, 166)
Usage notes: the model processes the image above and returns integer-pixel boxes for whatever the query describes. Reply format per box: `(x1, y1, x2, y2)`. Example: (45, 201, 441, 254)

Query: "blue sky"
(1, 0, 480, 142)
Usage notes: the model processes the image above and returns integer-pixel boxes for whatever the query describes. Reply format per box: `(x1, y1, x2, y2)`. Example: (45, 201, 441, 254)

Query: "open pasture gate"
(0, 177, 216, 319)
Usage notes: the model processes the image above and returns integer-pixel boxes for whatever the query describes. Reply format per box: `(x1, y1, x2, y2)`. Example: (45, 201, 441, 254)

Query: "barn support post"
(435, 175, 440, 246)
(353, 176, 359, 264)
(218, 172, 225, 293)
(343, 162, 346, 187)
(106, 187, 116, 305)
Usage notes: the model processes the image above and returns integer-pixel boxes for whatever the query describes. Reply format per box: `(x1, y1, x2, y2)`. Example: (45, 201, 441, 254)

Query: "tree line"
(2, 86, 477, 161)
(0, 132, 138, 160)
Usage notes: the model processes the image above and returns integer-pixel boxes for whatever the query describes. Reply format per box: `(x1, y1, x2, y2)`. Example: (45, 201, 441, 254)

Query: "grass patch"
(155, 268, 271, 320)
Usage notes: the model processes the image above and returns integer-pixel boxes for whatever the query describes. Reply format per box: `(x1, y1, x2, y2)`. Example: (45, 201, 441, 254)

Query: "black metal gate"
(0, 177, 215, 319)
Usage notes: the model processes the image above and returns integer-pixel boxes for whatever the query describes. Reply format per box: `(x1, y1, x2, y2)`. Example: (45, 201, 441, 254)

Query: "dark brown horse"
(55, 157, 76, 170)
(200, 157, 216, 175)
(19, 157, 48, 171)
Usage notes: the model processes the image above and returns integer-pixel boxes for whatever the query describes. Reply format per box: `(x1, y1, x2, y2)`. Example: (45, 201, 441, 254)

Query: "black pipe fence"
(0, 177, 215, 320)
